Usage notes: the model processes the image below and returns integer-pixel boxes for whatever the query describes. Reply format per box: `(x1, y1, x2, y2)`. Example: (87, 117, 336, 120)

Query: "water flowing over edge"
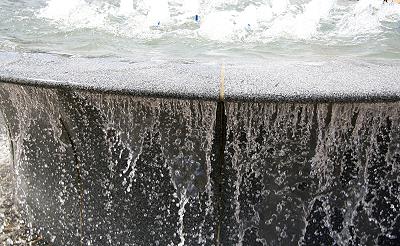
(0, 83, 399, 244)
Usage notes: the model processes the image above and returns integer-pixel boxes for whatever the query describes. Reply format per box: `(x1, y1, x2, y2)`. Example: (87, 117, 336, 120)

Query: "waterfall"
(223, 102, 400, 245)
(0, 84, 218, 245)
(0, 82, 399, 244)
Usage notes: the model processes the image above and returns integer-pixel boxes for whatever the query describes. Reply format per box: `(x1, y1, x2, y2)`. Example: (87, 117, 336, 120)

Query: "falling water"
(0, 0, 399, 245)
(1, 82, 400, 244)
(0, 84, 218, 245)
(0, 112, 11, 238)
(223, 102, 400, 245)
(0, 96, 27, 244)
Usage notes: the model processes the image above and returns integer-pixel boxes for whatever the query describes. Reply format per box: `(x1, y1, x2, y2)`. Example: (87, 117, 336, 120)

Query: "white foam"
(199, 11, 236, 41)
(292, 0, 336, 39)
(270, 0, 290, 16)
(38, 0, 110, 29)
(118, 0, 134, 16)
(36, 0, 400, 44)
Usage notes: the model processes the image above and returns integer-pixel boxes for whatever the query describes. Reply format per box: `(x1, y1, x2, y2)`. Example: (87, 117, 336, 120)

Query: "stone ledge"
(1, 51, 400, 102)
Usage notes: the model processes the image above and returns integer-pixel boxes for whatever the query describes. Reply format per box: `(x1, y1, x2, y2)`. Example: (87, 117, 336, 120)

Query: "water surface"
(0, 0, 400, 60)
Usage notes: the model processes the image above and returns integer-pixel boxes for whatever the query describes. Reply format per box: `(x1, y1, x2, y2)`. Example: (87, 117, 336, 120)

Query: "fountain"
(0, 51, 400, 245)
(1, 0, 400, 245)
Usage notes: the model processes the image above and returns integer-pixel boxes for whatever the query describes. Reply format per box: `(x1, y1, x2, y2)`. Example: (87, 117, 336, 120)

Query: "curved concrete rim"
(1, 51, 400, 103)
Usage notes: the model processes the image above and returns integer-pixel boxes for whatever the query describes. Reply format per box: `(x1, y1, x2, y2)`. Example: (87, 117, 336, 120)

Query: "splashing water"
(0, 0, 400, 60)
(2, 82, 400, 244)
(222, 101, 400, 245)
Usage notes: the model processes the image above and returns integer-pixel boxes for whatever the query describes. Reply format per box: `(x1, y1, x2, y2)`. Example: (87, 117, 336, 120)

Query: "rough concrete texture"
(224, 59, 400, 102)
(1, 52, 400, 102)
(0, 52, 220, 101)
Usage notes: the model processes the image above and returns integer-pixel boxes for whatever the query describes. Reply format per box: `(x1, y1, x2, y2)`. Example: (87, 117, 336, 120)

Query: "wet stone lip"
(1, 51, 400, 102)
(0, 51, 400, 245)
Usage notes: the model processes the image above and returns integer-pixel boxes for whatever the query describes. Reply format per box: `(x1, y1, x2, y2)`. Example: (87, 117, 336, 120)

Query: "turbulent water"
(0, 0, 400, 59)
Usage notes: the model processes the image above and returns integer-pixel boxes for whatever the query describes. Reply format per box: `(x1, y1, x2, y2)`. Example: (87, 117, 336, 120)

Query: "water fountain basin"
(1, 51, 400, 245)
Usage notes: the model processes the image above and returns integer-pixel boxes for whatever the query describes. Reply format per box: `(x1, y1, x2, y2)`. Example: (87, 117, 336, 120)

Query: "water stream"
(1, 1, 400, 243)
(0, 83, 399, 244)
(223, 102, 400, 244)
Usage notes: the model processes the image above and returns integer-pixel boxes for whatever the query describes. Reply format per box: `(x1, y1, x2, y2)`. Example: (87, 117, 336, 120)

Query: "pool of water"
(0, 0, 400, 60)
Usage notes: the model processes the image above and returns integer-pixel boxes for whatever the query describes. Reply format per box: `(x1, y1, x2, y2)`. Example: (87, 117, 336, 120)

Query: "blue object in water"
(195, 15, 200, 22)
(245, 23, 251, 31)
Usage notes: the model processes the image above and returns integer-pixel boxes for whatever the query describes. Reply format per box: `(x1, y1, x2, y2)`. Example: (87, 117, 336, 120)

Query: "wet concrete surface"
(0, 115, 49, 245)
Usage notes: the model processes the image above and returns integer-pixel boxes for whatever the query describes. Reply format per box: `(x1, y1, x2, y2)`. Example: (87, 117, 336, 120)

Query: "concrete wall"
(1, 82, 399, 245)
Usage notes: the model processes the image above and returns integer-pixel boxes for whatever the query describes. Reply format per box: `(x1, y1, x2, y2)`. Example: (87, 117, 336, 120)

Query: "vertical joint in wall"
(59, 117, 85, 246)
(215, 63, 227, 245)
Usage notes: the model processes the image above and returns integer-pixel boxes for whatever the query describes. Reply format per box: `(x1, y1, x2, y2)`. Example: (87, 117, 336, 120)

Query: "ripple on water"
(0, 0, 399, 59)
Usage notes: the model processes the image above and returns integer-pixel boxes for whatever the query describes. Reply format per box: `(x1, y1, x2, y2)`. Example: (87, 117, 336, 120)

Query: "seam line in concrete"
(215, 62, 227, 244)
(219, 63, 225, 101)
(214, 93, 227, 244)
(59, 117, 85, 246)
(1, 111, 18, 209)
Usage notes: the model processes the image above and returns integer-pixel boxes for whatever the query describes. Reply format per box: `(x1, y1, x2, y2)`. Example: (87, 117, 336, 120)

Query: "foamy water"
(0, 0, 400, 59)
